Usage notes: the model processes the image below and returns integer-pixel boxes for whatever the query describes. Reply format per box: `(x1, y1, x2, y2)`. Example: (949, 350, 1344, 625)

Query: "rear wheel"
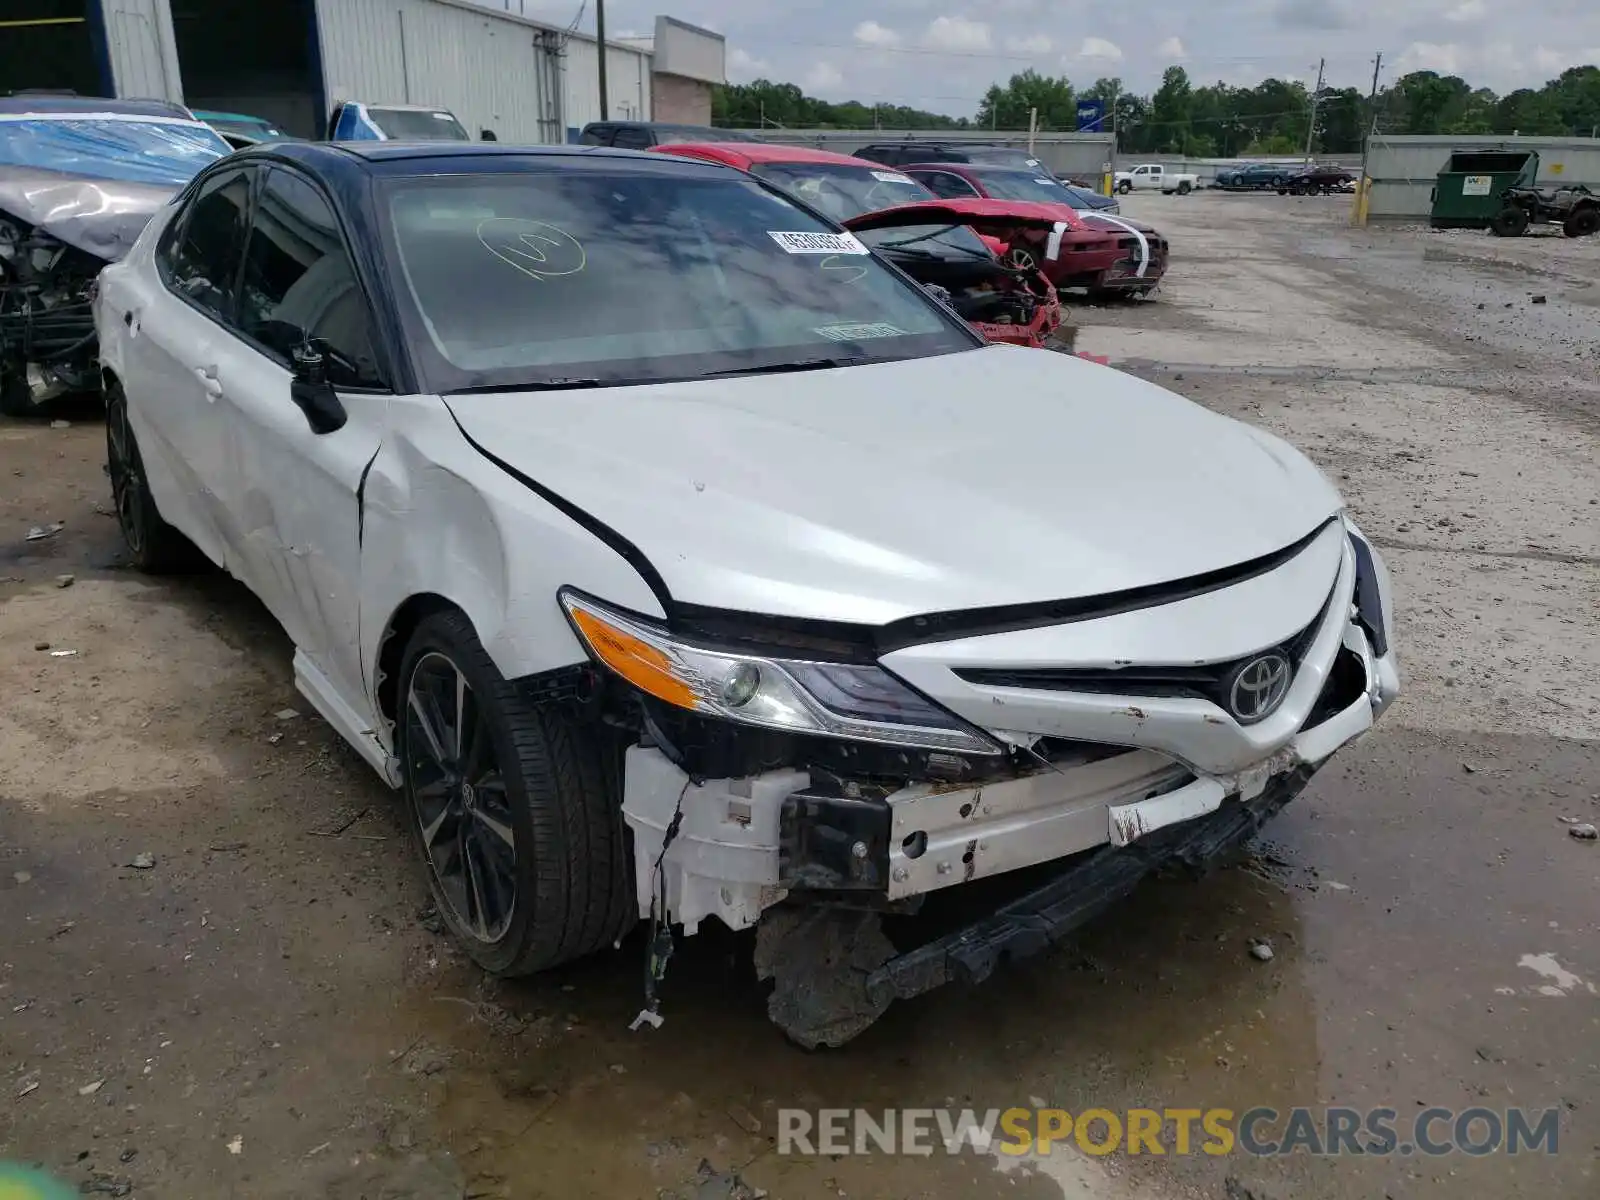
(1564, 207, 1600, 238)
(1176, 181, 1192, 196)
(1491, 207, 1531, 238)
(397, 609, 634, 976)
(104, 381, 200, 572)
(0, 363, 31, 417)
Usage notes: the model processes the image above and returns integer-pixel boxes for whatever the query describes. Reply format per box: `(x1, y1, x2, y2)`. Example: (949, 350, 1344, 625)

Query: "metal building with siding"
(1, 0, 724, 143)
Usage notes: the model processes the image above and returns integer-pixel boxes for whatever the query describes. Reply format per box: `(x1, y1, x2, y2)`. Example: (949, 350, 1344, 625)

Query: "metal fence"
(1363, 134, 1600, 221)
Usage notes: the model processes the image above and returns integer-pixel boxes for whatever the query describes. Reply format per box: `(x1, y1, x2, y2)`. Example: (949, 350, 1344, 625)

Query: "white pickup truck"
(1114, 163, 1200, 195)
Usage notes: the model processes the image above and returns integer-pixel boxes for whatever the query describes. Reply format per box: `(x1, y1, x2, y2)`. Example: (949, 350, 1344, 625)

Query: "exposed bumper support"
(865, 764, 1317, 1007)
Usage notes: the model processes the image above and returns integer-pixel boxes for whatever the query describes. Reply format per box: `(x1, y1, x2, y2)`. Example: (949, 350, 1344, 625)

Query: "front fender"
(358, 394, 664, 740)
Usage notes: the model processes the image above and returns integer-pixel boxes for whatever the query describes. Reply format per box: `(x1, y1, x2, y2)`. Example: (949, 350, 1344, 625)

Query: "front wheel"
(397, 610, 634, 976)
(1117, 180, 1133, 195)
(1491, 207, 1531, 238)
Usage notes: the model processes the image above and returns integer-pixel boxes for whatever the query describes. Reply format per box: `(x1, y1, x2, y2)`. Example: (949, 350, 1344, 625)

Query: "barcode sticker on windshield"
(1034, 178, 1055, 186)
(870, 170, 916, 185)
(815, 322, 907, 342)
(769, 230, 869, 255)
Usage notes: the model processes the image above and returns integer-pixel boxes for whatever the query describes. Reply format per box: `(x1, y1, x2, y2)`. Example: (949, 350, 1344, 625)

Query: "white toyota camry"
(95, 140, 1399, 1045)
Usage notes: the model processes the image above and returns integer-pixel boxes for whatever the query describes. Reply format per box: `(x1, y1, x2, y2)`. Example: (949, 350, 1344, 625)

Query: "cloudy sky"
(493, 0, 1600, 115)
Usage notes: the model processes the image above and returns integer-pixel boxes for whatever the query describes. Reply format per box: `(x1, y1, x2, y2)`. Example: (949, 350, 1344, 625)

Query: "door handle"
(195, 366, 223, 399)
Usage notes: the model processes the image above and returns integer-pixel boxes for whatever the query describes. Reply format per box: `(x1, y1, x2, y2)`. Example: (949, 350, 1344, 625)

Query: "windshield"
(0, 113, 228, 185)
(961, 149, 1045, 169)
(370, 108, 471, 140)
(749, 161, 933, 221)
(384, 169, 977, 392)
(969, 168, 1078, 205)
(210, 116, 290, 140)
(855, 222, 996, 260)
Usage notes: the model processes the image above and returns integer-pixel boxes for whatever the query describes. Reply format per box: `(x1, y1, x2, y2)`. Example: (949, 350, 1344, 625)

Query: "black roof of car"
(231, 139, 739, 181)
(0, 94, 195, 119)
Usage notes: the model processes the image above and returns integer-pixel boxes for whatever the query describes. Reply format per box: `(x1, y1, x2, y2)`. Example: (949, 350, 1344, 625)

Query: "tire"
(1564, 207, 1600, 238)
(1491, 207, 1530, 238)
(1177, 181, 1192, 196)
(397, 609, 634, 977)
(1117, 180, 1133, 195)
(0, 363, 32, 417)
(104, 381, 201, 572)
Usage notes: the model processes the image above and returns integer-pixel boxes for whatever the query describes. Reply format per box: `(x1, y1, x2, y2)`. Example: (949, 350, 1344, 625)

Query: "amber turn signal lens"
(569, 607, 697, 710)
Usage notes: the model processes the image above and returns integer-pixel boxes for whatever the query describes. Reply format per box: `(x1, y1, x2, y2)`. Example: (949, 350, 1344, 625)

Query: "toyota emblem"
(1227, 654, 1292, 723)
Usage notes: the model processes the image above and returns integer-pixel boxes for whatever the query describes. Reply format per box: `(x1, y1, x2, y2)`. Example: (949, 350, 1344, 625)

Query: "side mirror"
(290, 342, 347, 434)
(480, 128, 498, 141)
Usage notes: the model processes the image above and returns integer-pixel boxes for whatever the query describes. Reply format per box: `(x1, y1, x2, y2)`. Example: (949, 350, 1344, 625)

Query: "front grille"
(953, 584, 1334, 709)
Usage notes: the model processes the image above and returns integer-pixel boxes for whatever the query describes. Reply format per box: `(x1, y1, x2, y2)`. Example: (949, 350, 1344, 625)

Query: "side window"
(854, 146, 890, 165)
(925, 172, 978, 199)
(579, 124, 612, 146)
(610, 126, 652, 150)
(237, 167, 385, 389)
(160, 168, 252, 323)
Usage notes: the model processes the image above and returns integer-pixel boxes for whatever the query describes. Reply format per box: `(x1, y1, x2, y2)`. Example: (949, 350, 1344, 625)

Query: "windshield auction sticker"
(769, 231, 868, 255)
(815, 322, 907, 342)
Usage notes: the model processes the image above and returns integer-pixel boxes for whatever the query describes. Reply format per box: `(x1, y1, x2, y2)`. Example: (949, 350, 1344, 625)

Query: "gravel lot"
(1, 190, 1597, 1200)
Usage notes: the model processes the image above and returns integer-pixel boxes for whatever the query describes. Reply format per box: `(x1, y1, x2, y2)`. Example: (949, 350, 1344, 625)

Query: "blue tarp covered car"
(0, 96, 229, 414)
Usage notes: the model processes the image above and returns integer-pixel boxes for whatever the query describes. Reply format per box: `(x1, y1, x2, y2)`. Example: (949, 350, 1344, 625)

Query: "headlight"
(1344, 519, 1392, 657)
(560, 590, 999, 755)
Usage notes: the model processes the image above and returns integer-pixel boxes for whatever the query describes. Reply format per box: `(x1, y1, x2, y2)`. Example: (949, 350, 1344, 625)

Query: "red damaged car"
(900, 163, 1168, 297)
(651, 141, 1061, 347)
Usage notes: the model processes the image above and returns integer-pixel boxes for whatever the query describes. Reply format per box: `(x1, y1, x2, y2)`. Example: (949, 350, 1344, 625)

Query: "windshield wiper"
(444, 377, 607, 395)
(701, 357, 866, 379)
(873, 224, 962, 251)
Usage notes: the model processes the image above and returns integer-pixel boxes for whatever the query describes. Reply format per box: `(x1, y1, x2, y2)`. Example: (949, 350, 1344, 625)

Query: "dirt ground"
(2, 192, 1598, 1200)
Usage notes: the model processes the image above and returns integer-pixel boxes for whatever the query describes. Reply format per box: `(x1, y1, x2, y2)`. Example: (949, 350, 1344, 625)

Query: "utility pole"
(1355, 51, 1382, 227)
(595, 0, 608, 120)
(1303, 56, 1325, 161)
(1027, 106, 1038, 155)
(1366, 51, 1383, 135)
(1360, 50, 1383, 173)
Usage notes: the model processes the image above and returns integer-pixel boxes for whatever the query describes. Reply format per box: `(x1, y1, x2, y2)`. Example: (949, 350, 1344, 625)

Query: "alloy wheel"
(405, 651, 517, 944)
(1004, 247, 1038, 273)
(106, 397, 145, 557)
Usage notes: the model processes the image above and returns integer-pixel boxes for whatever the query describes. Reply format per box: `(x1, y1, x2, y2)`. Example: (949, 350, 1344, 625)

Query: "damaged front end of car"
(541, 517, 1400, 1047)
(0, 107, 225, 415)
(840, 201, 1063, 348)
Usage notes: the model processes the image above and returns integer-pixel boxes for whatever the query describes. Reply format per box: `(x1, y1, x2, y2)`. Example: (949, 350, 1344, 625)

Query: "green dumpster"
(1430, 149, 1539, 228)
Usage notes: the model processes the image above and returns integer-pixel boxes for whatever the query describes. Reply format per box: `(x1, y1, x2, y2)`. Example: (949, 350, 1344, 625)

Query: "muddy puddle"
(394, 864, 1316, 1199)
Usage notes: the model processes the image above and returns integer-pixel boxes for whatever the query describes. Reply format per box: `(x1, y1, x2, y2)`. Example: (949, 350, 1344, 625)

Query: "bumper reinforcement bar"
(865, 765, 1317, 1006)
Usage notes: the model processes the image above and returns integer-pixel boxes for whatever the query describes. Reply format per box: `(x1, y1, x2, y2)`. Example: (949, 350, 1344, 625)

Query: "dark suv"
(853, 141, 1047, 170)
(579, 121, 760, 149)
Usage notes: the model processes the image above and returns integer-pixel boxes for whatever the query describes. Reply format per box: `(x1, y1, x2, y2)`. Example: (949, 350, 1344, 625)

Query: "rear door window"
(160, 167, 254, 324)
(610, 127, 652, 150)
(580, 124, 613, 146)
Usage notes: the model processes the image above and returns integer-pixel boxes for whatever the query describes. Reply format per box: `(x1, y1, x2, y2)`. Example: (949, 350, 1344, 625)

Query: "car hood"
(845, 198, 1087, 233)
(1082, 213, 1157, 236)
(443, 347, 1342, 625)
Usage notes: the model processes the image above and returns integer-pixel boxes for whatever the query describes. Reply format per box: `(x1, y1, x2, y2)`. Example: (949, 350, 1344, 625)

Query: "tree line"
(712, 65, 1600, 155)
